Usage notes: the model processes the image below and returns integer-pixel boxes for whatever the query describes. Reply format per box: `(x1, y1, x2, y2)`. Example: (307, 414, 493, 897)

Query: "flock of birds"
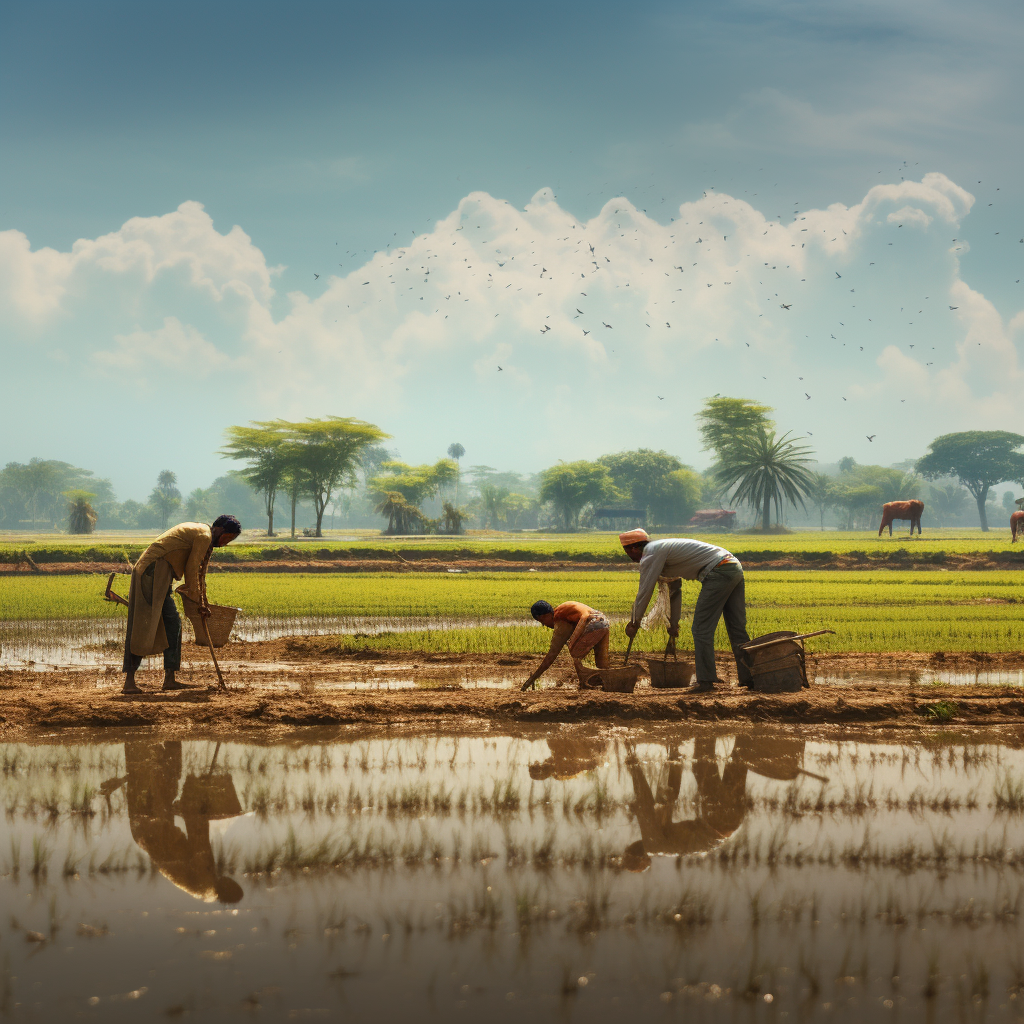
(305, 166, 1018, 454)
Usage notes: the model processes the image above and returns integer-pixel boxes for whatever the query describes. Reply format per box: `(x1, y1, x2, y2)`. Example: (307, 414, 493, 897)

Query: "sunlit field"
(3, 571, 1022, 653)
(3, 527, 1024, 565)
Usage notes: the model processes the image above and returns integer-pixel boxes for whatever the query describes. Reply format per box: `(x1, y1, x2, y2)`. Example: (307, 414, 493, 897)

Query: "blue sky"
(2, 0, 1022, 499)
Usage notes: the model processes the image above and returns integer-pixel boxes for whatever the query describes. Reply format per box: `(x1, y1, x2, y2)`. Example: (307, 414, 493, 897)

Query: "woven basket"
(177, 593, 240, 649)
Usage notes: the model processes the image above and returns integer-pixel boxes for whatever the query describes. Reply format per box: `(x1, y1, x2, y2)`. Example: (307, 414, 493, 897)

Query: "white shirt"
(630, 538, 737, 625)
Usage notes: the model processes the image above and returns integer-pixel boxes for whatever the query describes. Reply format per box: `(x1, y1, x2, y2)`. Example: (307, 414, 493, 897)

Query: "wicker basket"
(177, 593, 240, 649)
(577, 665, 646, 693)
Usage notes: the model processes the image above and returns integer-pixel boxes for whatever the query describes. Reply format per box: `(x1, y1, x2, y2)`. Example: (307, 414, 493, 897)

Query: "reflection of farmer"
(122, 516, 241, 695)
(529, 734, 607, 781)
(102, 740, 244, 903)
(622, 733, 806, 871)
(521, 600, 611, 691)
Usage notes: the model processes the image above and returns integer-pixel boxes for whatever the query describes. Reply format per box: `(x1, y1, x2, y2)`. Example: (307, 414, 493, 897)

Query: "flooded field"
(3, 725, 1024, 1020)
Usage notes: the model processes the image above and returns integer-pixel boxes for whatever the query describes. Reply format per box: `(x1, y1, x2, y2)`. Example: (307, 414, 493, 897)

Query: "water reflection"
(104, 740, 244, 903)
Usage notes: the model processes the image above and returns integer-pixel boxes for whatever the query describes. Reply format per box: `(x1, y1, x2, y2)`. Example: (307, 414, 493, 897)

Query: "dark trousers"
(691, 563, 753, 685)
(123, 568, 182, 673)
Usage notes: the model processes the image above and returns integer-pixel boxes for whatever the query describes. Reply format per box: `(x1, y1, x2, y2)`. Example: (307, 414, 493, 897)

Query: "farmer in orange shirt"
(521, 600, 611, 691)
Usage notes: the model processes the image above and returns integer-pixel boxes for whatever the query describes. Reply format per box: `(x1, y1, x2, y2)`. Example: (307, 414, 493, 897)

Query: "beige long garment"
(128, 523, 213, 657)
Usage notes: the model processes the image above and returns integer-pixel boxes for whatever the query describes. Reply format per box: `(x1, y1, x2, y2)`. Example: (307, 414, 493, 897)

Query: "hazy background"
(2, 0, 1022, 500)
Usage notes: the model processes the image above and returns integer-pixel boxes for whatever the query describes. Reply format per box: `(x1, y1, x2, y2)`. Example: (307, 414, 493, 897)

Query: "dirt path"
(2, 643, 1023, 739)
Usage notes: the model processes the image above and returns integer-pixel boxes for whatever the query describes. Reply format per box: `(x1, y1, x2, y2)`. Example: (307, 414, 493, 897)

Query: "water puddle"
(2, 725, 1024, 1020)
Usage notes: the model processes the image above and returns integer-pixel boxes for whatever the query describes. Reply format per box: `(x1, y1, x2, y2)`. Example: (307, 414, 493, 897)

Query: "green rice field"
(3, 570, 1022, 653)
(3, 527, 1024, 564)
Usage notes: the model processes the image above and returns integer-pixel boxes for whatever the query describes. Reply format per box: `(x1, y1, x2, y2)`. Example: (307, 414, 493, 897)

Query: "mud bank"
(3, 671, 1024, 739)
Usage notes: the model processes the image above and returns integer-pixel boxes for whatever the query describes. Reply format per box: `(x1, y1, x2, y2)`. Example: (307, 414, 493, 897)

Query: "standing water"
(1, 725, 1023, 1020)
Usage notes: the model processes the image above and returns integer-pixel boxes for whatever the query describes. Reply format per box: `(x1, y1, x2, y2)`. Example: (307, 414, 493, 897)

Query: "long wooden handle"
(623, 635, 635, 665)
(743, 629, 836, 652)
(201, 617, 227, 691)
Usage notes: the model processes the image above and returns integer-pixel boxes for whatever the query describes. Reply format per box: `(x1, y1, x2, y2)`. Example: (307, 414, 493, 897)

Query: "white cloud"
(1, 173, 1021, 474)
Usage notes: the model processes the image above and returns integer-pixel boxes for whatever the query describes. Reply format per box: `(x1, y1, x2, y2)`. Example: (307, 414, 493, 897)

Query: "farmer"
(521, 600, 611, 691)
(122, 515, 241, 695)
(620, 528, 753, 694)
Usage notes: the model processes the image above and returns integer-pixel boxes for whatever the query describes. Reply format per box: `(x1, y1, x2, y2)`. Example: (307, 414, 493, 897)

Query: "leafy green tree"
(538, 461, 611, 531)
(917, 431, 1024, 532)
(804, 472, 838, 530)
(183, 487, 213, 522)
(696, 397, 774, 463)
(714, 428, 815, 531)
(598, 449, 684, 519)
(375, 491, 423, 535)
(832, 484, 883, 530)
(480, 484, 511, 528)
(370, 459, 458, 533)
(148, 470, 182, 529)
(441, 501, 468, 535)
(287, 417, 389, 537)
(837, 457, 857, 475)
(221, 422, 292, 535)
(1, 459, 108, 527)
(503, 493, 535, 530)
(65, 490, 98, 534)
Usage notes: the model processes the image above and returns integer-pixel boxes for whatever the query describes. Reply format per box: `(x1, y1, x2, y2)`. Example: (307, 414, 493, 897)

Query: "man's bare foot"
(121, 680, 142, 695)
(161, 679, 193, 691)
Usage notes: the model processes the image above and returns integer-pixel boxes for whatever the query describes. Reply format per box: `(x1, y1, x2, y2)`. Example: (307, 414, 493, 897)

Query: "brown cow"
(1012, 510, 1024, 543)
(878, 499, 924, 536)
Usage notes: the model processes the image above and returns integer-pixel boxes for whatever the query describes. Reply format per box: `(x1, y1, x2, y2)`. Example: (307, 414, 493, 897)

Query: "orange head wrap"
(619, 529, 650, 547)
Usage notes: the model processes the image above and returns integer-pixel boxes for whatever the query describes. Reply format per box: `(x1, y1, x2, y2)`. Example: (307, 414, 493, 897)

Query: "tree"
(697, 397, 774, 463)
(184, 487, 213, 522)
(221, 422, 292, 535)
(917, 431, 1024, 532)
(803, 473, 838, 530)
(148, 470, 182, 529)
(832, 484, 884, 530)
(598, 449, 686, 522)
(928, 482, 970, 526)
(480, 484, 511, 528)
(538, 461, 611, 531)
(714, 428, 815, 531)
(447, 443, 465, 506)
(375, 491, 423, 535)
(287, 417, 389, 537)
(369, 459, 458, 533)
(66, 490, 98, 534)
(837, 457, 857, 475)
(441, 501, 468, 535)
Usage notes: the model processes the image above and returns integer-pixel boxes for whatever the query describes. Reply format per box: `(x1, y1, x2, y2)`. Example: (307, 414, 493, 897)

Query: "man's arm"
(629, 549, 668, 628)
(179, 531, 211, 606)
(522, 621, 574, 690)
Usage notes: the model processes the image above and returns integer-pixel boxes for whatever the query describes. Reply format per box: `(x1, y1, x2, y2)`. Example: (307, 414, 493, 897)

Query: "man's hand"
(199, 605, 212, 619)
(624, 621, 639, 639)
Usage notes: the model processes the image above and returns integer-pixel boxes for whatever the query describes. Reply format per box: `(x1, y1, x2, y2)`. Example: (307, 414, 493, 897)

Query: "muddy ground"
(2, 553, 1022, 575)
(2, 641, 1024, 739)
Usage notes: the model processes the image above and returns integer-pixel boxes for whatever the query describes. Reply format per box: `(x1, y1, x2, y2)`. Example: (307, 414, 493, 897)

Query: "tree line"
(3, 402, 1022, 535)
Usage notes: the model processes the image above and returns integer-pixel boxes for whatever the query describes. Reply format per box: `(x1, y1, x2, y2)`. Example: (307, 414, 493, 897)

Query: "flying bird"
(780, 303, 791, 310)
(603, 322, 613, 329)
(657, 396, 665, 400)
(949, 306, 958, 310)
(835, 272, 841, 278)
(866, 435, 875, 442)
(498, 366, 503, 371)
(804, 393, 811, 400)
(313, 273, 319, 280)
(576, 309, 584, 315)
(582, 330, 590, 336)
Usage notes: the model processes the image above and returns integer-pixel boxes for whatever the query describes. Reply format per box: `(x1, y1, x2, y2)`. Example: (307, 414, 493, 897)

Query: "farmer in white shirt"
(620, 529, 754, 694)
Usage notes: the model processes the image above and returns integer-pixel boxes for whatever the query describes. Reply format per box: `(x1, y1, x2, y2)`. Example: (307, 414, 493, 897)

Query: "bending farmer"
(122, 515, 241, 695)
(619, 529, 752, 694)
(521, 600, 611, 691)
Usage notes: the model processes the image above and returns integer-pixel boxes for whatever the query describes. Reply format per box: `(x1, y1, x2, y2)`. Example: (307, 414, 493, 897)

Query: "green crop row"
(3, 527, 1024, 565)
(2, 571, 1023, 653)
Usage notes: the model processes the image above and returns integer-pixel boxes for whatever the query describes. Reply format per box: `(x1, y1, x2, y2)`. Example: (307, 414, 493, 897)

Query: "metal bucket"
(740, 631, 808, 693)
(646, 658, 694, 688)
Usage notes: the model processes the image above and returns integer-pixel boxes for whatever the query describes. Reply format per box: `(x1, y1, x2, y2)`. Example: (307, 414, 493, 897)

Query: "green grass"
(2, 527, 1024, 564)
(3, 570, 1024, 652)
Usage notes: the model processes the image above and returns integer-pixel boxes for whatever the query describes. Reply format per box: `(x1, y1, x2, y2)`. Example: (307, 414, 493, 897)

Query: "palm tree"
(715, 428, 815, 531)
(447, 443, 465, 506)
(149, 470, 182, 529)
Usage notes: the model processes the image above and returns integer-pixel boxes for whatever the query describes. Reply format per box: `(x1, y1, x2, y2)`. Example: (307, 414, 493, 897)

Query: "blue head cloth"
(530, 600, 554, 620)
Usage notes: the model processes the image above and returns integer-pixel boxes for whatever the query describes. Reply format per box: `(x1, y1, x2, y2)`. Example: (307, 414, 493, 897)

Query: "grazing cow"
(1012, 510, 1024, 543)
(878, 499, 924, 536)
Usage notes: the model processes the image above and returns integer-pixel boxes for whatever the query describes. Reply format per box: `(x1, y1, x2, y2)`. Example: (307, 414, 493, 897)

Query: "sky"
(2, 0, 1023, 500)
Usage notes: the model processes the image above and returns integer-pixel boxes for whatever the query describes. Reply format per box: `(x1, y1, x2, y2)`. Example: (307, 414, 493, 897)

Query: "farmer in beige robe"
(122, 515, 241, 694)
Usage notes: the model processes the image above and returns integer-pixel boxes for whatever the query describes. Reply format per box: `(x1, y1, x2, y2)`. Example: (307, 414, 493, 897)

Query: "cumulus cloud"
(0, 173, 1020, 475)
